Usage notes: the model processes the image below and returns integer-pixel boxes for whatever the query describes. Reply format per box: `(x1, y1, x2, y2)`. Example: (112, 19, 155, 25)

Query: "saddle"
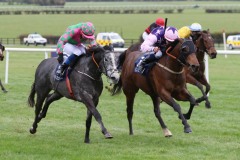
(134, 54, 157, 76)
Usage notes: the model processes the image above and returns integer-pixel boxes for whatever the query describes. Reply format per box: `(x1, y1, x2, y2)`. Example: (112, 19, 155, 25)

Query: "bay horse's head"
(166, 38, 199, 72)
(195, 30, 217, 59)
(88, 45, 120, 84)
(0, 43, 5, 61)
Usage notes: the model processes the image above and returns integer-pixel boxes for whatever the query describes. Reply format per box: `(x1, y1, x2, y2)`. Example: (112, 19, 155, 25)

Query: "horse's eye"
(182, 46, 189, 53)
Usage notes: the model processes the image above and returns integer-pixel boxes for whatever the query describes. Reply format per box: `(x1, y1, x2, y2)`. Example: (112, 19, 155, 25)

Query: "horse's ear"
(103, 44, 114, 52)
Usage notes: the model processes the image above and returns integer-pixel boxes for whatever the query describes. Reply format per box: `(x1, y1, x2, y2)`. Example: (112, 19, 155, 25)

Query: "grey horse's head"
(101, 46, 120, 84)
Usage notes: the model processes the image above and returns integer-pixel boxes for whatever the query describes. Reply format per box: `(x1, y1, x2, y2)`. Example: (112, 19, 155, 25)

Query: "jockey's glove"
(57, 54, 63, 64)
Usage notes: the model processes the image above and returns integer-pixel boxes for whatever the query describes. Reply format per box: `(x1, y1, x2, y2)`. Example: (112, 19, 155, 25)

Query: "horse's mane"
(167, 38, 180, 53)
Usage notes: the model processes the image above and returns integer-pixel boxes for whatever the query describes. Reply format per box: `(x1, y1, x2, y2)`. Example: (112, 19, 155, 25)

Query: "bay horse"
(0, 43, 7, 93)
(184, 30, 217, 109)
(121, 30, 217, 110)
(28, 45, 120, 143)
(112, 38, 199, 136)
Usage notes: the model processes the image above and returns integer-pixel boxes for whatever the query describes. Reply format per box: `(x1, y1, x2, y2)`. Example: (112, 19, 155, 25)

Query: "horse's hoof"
(105, 132, 113, 139)
(163, 128, 173, 137)
(3, 90, 8, 93)
(205, 102, 211, 109)
(29, 127, 36, 134)
(84, 139, 90, 144)
(184, 127, 192, 133)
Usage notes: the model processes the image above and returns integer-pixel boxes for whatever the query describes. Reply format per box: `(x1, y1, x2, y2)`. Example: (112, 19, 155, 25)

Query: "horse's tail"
(111, 77, 122, 96)
(28, 82, 36, 107)
(118, 49, 127, 68)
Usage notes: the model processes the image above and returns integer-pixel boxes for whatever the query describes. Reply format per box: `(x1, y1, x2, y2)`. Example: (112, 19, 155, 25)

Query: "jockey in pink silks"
(136, 26, 179, 73)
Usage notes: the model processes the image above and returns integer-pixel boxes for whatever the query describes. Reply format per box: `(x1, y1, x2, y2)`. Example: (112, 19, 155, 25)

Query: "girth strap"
(65, 70, 75, 99)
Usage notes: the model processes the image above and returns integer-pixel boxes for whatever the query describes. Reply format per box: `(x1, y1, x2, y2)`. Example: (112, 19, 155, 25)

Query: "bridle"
(156, 39, 196, 74)
(75, 50, 118, 82)
(165, 39, 195, 66)
(195, 32, 215, 55)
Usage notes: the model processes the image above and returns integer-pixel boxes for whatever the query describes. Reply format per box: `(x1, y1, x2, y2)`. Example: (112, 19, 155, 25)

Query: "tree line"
(0, 0, 65, 6)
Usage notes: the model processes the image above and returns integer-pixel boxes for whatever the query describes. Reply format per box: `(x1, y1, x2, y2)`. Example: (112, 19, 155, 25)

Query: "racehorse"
(28, 45, 120, 143)
(112, 38, 199, 136)
(121, 30, 217, 109)
(0, 43, 7, 93)
(184, 30, 217, 109)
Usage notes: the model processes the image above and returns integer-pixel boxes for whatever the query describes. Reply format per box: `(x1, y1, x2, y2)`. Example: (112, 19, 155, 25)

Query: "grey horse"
(28, 45, 120, 143)
(0, 43, 7, 93)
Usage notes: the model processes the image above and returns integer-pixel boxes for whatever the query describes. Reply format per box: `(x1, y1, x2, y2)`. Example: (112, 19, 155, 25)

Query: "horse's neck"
(159, 54, 183, 73)
(75, 56, 102, 78)
(195, 38, 205, 62)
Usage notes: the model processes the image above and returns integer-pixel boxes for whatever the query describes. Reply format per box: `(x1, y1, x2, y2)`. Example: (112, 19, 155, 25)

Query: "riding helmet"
(81, 22, 95, 39)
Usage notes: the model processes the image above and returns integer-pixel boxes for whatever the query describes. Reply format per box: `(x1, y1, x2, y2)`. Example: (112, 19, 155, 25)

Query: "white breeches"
(62, 43, 86, 61)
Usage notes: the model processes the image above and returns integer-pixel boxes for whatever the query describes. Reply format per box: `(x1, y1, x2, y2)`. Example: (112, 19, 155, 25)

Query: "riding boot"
(55, 63, 69, 80)
(137, 53, 157, 73)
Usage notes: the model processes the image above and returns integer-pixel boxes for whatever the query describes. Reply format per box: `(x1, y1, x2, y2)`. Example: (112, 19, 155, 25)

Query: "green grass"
(0, 1, 240, 39)
(0, 52, 240, 160)
(1, 1, 240, 159)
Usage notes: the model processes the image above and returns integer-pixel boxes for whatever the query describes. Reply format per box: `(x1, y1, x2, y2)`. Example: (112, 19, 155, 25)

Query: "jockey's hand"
(86, 44, 95, 50)
(57, 54, 63, 63)
(153, 47, 160, 53)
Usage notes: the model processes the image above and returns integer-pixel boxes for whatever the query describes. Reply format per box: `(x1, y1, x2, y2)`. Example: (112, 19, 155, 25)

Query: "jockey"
(55, 22, 97, 80)
(142, 17, 165, 41)
(136, 26, 179, 73)
(178, 23, 202, 41)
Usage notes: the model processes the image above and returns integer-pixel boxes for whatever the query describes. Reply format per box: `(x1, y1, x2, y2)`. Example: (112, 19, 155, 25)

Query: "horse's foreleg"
(161, 94, 192, 133)
(0, 79, 7, 93)
(78, 93, 112, 143)
(39, 93, 62, 120)
(151, 96, 172, 137)
(198, 77, 211, 108)
(175, 88, 196, 120)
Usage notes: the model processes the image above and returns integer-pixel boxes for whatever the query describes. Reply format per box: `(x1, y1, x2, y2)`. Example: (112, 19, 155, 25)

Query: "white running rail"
(3, 47, 240, 84)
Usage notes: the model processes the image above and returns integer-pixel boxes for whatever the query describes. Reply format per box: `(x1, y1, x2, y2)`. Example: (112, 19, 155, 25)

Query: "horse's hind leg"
(151, 96, 172, 137)
(30, 95, 46, 134)
(125, 92, 136, 135)
(0, 79, 7, 93)
(38, 92, 63, 121)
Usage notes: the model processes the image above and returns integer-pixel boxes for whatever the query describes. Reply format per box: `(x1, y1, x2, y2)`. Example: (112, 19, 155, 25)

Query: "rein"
(155, 62, 184, 74)
(92, 52, 100, 68)
(165, 44, 186, 66)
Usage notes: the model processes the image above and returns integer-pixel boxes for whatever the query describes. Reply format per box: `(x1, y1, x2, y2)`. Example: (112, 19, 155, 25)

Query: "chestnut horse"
(112, 38, 199, 136)
(184, 30, 217, 109)
(0, 43, 7, 93)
